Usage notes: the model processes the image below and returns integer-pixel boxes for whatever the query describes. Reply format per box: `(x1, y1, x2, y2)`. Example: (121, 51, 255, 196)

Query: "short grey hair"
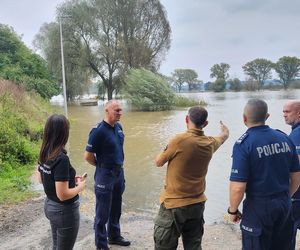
(244, 98, 268, 123)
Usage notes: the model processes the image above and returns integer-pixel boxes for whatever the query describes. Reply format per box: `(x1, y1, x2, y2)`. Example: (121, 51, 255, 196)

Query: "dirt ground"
(0, 186, 243, 250)
(2, 186, 300, 250)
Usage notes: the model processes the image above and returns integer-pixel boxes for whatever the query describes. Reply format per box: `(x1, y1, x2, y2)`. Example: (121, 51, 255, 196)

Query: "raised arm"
(219, 120, 229, 144)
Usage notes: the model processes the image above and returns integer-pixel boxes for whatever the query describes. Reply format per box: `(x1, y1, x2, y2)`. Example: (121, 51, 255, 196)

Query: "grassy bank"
(0, 80, 54, 204)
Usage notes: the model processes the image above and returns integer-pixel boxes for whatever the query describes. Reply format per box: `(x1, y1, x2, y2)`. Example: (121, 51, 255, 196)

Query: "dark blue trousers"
(291, 200, 300, 249)
(241, 193, 293, 250)
(94, 167, 125, 249)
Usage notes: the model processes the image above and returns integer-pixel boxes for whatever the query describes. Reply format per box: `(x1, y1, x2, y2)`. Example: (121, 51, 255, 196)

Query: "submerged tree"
(172, 68, 199, 92)
(274, 56, 300, 89)
(242, 58, 273, 89)
(210, 63, 230, 80)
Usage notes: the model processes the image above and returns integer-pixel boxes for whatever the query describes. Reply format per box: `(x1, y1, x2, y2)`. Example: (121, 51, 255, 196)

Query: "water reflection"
(61, 90, 300, 224)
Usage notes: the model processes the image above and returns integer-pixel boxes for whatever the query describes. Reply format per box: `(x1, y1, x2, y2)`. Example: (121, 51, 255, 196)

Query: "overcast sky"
(1, 0, 299, 82)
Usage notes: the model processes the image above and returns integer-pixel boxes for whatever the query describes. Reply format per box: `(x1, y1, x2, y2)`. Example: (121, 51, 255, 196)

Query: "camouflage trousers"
(154, 202, 205, 250)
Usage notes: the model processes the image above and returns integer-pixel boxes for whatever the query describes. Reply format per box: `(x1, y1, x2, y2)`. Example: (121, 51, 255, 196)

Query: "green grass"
(0, 80, 54, 206)
(0, 165, 38, 205)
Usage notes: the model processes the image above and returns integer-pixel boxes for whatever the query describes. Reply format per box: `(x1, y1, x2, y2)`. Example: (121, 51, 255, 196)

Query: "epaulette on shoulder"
(236, 132, 248, 144)
(275, 129, 287, 135)
(93, 122, 101, 129)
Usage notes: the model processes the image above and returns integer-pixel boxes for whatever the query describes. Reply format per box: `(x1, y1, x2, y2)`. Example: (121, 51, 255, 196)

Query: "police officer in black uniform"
(228, 98, 300, 250)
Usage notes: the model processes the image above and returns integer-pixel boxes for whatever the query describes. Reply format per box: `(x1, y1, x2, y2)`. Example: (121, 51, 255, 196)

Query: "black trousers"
(44, 198, 80, 250)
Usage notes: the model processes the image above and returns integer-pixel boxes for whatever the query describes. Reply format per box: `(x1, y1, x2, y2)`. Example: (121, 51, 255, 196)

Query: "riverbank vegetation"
(0, 24, 60, 99)
(0, 80, 53, 204)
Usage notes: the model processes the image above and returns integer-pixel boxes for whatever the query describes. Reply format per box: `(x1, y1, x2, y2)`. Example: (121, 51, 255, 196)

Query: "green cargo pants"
(154, 202, 205, 250)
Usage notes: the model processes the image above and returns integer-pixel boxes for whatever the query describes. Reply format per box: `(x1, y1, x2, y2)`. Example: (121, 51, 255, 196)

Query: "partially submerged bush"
(124, 68, 175, 111)
(174, 95, 207, 107)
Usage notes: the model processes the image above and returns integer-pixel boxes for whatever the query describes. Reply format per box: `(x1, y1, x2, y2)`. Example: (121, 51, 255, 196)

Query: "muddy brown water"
(52, 90, 299, 224)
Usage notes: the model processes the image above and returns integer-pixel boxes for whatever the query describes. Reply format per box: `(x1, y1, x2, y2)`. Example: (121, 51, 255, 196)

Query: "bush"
(124, 68, 175, 111)
(175, 95, 207, 107)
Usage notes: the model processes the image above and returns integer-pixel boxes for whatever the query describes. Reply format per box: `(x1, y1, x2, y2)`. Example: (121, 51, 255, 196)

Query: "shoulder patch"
(275, 129, 287, 135)
(236, 133, 248, 144)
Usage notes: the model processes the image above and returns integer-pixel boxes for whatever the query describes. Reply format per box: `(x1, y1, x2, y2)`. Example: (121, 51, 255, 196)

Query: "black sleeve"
(53, 155, 70, 182)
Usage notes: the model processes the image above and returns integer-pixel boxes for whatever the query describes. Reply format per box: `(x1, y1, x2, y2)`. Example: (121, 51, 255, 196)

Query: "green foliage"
(0, 80, 53, 204)
(211, 78, 226, 92)
(228, 78, 242, 91)
(242, 58, 273, 89)
(49, 0, 171, 100)
(34, 22, 92, 101)
(210, 63, 230, 80)
(0, 24, 59, 99)
(172, 69, 200, 92)
(0, 165, 36, 204)
(243, 78, 259, 91)
(174, 96, 207, 107)
(124, 68, 175, 111)
(274, 56, 300, 89)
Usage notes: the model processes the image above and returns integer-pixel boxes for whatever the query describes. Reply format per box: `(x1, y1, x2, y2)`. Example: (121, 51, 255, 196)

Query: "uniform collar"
(247, 125, 269, 132)
(187, 128, 204, 136)
(292, 122, 300, 130)
(102, 120, 115, 129)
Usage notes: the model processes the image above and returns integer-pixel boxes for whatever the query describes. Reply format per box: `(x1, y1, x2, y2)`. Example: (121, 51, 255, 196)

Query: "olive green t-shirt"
(159, 128, 223, 209)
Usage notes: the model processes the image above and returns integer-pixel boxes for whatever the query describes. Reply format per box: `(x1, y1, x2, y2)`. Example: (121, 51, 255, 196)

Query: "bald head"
(283, 100, 300, 126)
(244, 99, 268, 125)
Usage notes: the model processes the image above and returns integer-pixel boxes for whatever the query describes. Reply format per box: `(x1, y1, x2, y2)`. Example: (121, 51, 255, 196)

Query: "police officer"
(84, 100, 130, 250)
(229, 98, 300, 250)
(283, 100, 300, 248)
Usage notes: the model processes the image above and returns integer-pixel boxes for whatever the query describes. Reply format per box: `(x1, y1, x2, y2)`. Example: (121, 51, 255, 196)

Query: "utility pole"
(59, 17, 68, 118)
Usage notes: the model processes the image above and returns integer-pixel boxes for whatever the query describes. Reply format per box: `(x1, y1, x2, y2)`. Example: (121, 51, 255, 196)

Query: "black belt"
(100, 163, 123, 169)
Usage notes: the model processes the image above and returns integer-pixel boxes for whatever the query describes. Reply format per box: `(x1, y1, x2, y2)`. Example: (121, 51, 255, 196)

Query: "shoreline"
(0, 189, 242, 250)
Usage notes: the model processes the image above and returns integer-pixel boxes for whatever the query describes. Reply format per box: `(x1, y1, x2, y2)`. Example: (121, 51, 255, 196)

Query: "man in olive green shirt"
(154, 106, 229, 250)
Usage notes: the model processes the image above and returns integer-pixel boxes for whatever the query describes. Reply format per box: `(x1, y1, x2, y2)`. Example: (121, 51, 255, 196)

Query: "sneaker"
(108, 236, 131, 246)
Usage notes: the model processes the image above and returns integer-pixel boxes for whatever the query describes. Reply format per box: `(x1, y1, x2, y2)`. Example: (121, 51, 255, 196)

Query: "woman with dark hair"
(37, 114, 86, 250)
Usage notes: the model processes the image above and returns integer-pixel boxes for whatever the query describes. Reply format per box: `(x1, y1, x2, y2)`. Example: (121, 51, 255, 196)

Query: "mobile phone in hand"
(82, 172, 88, 179)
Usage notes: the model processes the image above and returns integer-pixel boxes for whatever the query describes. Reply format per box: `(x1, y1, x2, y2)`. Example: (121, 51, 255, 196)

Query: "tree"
(210, 63, 230, 80)
(172, 69, 199, 92)
(274, 56, 300, 89)
(242, 58, 273, 89)
(54, 0, 171, 100)
(228, 78, 242, 91)
(211, 78, 226, 92)
(34, 22, 93, 101)
(124, 68, 175, 111)
(0, 24, 59, 99)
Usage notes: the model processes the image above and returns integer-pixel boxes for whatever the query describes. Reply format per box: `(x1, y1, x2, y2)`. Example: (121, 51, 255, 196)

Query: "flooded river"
(58, 90, 299, 224)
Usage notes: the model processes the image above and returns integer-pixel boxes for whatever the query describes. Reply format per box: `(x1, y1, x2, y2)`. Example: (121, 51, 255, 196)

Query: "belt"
(99, 163, 123, 169)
